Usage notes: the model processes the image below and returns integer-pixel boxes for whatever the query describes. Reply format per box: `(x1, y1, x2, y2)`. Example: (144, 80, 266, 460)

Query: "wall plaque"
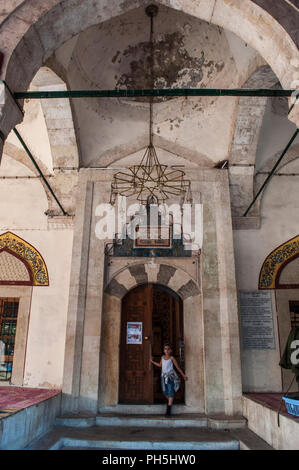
(239, 291, 275, 350)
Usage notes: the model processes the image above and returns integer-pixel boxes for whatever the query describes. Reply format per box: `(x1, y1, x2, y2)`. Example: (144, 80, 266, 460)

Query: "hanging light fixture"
(110, 4, 191, 206)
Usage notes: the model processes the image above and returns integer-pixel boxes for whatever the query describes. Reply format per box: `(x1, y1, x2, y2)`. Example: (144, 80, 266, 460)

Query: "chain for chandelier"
(110, 4, 192, 206)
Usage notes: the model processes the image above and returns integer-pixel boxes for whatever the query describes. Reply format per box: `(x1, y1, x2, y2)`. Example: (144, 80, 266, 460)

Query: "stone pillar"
(78, 179, 107, 412)
(202, 170, 242, 416)
(214, 175, 242, 415)
(0, 81, 23, 162)
(61, 175, 94, 413)
(61, 171, 109, 414)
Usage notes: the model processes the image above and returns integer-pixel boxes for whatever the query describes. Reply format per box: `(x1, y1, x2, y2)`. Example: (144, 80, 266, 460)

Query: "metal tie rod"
(243, 128, 299, 217)
(13, 128, 69, 216)
(14, 88, 296, 100)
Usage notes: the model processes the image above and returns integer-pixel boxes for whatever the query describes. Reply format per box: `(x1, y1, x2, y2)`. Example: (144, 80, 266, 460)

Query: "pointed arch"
(31, 66, 80, 169)
(0, 232, 49, 286)
(259, 234, 299, 289)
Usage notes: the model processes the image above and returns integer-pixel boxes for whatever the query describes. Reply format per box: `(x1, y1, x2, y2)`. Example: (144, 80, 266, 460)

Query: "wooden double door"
(119, 283, 184, 404)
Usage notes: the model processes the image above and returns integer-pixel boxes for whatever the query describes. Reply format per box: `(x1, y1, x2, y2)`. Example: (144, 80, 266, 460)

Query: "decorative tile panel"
(259, 235, 299, 289)
(0, 251, 30, 282)
(0, 232, 49, 286)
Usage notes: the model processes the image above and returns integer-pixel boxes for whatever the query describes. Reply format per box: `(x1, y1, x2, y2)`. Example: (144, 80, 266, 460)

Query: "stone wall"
(243, 395, 299, 450)
(0, 393, 61, 450)
(234, 155, 299, 393)
(0, 145, 74, 389)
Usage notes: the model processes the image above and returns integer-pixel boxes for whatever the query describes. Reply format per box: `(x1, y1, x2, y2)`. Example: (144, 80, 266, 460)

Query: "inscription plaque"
(239, 291, 275, 350)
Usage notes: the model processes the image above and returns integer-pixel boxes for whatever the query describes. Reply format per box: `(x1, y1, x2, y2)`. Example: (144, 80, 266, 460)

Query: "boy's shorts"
(161, 377, 175, 398)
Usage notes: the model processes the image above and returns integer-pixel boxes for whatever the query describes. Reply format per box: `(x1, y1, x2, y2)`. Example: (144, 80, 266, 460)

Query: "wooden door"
(119, 284, 153, 403)
(152, 285, 185, 403)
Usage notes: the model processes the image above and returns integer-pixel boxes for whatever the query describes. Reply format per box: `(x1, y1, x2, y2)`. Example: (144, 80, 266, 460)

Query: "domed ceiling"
(71, 5, 231, 102)
(49, 4, 263, 168)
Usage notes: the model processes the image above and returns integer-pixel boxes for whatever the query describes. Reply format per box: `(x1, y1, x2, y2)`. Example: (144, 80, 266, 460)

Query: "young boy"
(150, 343, 188, 416)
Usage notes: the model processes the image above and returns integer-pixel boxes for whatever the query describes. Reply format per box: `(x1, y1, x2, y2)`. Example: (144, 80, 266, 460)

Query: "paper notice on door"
(127, 321, 143, 344)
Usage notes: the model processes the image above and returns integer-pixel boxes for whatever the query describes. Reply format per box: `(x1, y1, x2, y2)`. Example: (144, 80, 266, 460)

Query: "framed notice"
(126, 322, 143, 344)
(239, 291, 275, 350)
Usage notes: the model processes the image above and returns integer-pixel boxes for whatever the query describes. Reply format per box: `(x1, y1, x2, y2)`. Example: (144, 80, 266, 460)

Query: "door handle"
(145, 336, 149, 340)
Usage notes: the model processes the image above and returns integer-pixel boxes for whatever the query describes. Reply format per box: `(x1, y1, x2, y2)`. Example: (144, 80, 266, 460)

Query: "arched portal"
(119, 283, 184, 404)
(98, 261, 204, 413)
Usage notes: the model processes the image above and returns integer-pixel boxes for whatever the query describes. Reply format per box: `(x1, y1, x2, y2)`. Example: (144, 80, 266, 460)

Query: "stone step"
(56, 414, 96, 428)
(230, 428, 274, 451)
(27, 425, 240, 450)
(55, 412, 246, 430)
(96, 413, 208, 428)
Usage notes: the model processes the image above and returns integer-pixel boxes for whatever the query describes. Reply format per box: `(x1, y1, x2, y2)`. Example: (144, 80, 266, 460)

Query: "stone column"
(214, 174, 242, 415)
(61, 175, 94, 413)
(202, 170, 242, 416)
(61, 171, 109, 414)
(78, 179, 108, 412)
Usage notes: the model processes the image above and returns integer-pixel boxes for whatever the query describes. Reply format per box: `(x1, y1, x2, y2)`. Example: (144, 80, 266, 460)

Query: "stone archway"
(229, 65, 279, 223)
(0, 0, 298, 157)
(99, 261, 204, 412)
(104, 262, 201, 300)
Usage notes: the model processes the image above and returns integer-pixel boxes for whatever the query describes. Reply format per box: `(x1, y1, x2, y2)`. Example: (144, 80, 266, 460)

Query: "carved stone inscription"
(240, 291, 275, 350)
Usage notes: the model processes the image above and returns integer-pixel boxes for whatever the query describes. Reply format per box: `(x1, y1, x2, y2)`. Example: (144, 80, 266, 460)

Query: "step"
(99, 404, 191, 415)
(56, 413, 246, 430)
(56, 413, 96, 428)
(231, 428, 274, 451)
(27, 425, 240, 450)
(96, 413, 208, 428)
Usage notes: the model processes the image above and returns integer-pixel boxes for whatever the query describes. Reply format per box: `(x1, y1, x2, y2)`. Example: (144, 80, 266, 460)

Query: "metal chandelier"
(110, 4, 191, 206)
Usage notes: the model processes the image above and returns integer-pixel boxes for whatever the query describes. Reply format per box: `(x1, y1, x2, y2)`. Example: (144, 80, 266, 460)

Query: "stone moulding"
(0, 231, 49, 286)
(259, 234, 299, 289)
